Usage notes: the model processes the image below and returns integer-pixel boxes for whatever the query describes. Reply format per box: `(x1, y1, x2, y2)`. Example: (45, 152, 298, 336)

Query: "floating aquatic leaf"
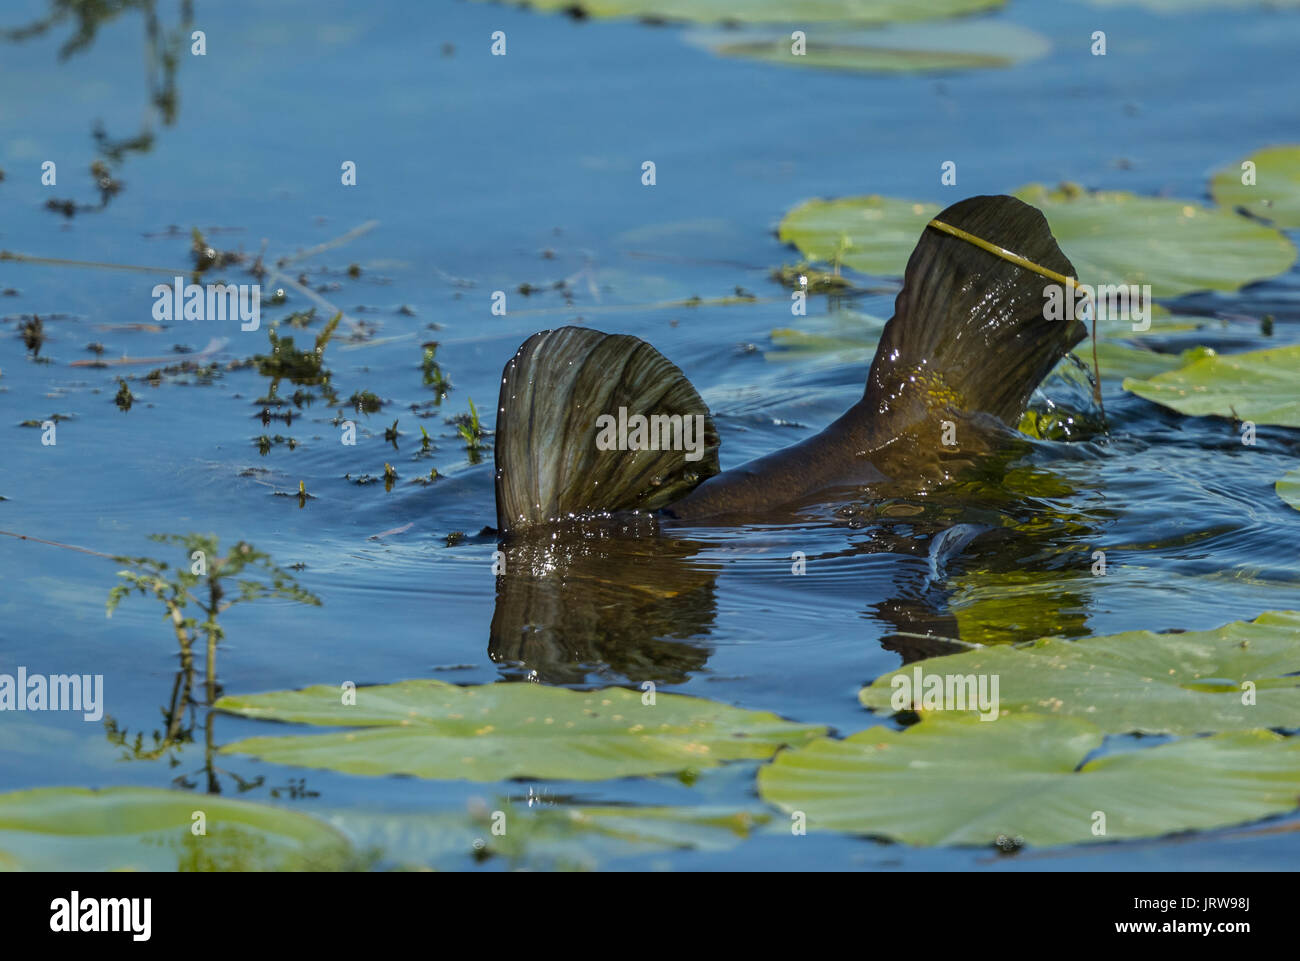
(695, 21, 1048, 73)
(766, 309, 886, 363)
(860, 610, 1300, 733)
(331, 805, 767, 870)
(217, 680, 825, 781)
(758, 714, 1300, 846)
(1278, 469, 1300, 512)
(1087, 0, 1300, 13)
(1123, 343, 1300, 427)
(472, 0, 1005, 26)
(1212, 145, 1300, 229)
(1015, 183, 1296, 297)
(1090, 302, 1204, 341)
(778, 185, 1296, 294)
(1076, 341, 1211, 382)
(778, 195, 939, 277)
(0, 787, 351, 871)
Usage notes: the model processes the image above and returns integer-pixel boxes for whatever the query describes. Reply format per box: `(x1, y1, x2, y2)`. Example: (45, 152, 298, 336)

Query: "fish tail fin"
(864, 194, 1086, 427)
(494, 326, 720, 534)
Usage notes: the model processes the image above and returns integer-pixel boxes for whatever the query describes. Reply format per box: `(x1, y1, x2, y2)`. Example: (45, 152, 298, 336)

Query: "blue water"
(2, 0, 1299, 870)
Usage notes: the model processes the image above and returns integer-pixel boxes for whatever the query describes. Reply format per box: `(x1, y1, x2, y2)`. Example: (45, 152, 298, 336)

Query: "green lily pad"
(1213, 145, 1300, 229)
(766, 309, 886, 363)
(1278, 469, 1300, 512)
(859, 610, 1300, 734)
(475, 0, 1004, 26)
(1015, 183, 1296, 297)
(1123, 343, 1300, 427)
(331, 805, 767, 870)
(697, 21, 1048, 73)
(1087, 0, 1300, 12)
(758, 714, 1300, 846)
(778, 185, 1296, 293)
(1077, 342, 1215, 382)
(0, 787, 352, 871)
(217, 680, 825, 781)
(1090, 302, 1204, 341)
(778, 195, 940, 277)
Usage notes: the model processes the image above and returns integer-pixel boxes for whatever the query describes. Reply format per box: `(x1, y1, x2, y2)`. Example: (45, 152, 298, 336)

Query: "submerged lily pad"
(1123, 343, 1300, 427)
(1213, 145, 1300, 229)
(332, 805, 767, 870)
(476, 0, 1004, 26)
(217, 680, 824, 781)
(1088, 0, 1300, 13)
(778, 195, 939, 277)
(1015, 183, 1296, 297)
(1278, 469, 1300, 512)
(758, 714, 1300, 846)
(0, 787, 351, 871)
(697, 21, 1048, 73)
(766, 309, 886, 363)
(859, 610, 1300, 733)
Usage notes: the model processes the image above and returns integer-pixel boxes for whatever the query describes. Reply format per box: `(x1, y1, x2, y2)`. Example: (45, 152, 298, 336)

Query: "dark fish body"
(494, 195, 1086, 533)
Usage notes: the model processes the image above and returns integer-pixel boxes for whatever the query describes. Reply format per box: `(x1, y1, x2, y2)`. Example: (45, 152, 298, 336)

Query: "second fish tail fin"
(494, 326, 720, 535)
(864, 194, 1087, 429)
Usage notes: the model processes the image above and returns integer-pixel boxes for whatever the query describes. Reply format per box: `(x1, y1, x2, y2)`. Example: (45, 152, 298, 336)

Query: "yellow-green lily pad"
(1077, 342, 1215, 382)
(1212, 145, 1300, 229)
(859, 610, 1300, 734)
(697, 21, 1048, 73)
(778, 184, 1295, 293)
(758, 714, 1300, 846)
(0, 787, 352, 871)
(1123, 343, 1300, 427)
(778, 195, 940, 277)
(1087, 0, 1300, 12)
(475, 0, 1005, 26)
(331, 805, 768, 869)
(1015, 183, 1296, 297)
(217, 680, 825, 781)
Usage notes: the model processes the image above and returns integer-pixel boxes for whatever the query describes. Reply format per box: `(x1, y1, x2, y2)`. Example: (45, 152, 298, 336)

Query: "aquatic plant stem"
(0, 529, 121, 560)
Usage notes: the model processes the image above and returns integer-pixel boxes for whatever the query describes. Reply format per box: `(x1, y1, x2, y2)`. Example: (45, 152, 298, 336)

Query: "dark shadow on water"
(488, 440, 1114, 682)
(490, 517, 721, 685)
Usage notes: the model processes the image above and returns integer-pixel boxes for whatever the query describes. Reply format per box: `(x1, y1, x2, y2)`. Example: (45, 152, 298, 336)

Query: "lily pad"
(1278, 469, 1300, 512)
(859, 610, 1300, 734)
(217, 680, 825, 781)
(1087, 0, 1300, 12)
(0, 787, 352, 871)
(758, 714, 1300, 846)
(331, 805, 767, 870)
(1123, 343, 1300, 427)
(1213, 145, 1300, 229)
(1076, 342, 1212, 382)
(766, 309, 886, 363)
(475, 0, 1005, 26)
(697, 21, 1049, 73)
(778, 195, 940, 277)
(1015, 183, 1296, 297)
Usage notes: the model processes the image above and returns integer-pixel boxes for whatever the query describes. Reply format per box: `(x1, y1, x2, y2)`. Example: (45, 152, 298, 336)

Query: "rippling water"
(2, 0, 1299, 869)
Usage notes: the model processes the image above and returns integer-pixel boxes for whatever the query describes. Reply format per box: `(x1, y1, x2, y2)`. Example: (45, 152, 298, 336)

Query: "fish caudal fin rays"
(864, 194, 1087, 428)
(494, 326, 721, 534)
